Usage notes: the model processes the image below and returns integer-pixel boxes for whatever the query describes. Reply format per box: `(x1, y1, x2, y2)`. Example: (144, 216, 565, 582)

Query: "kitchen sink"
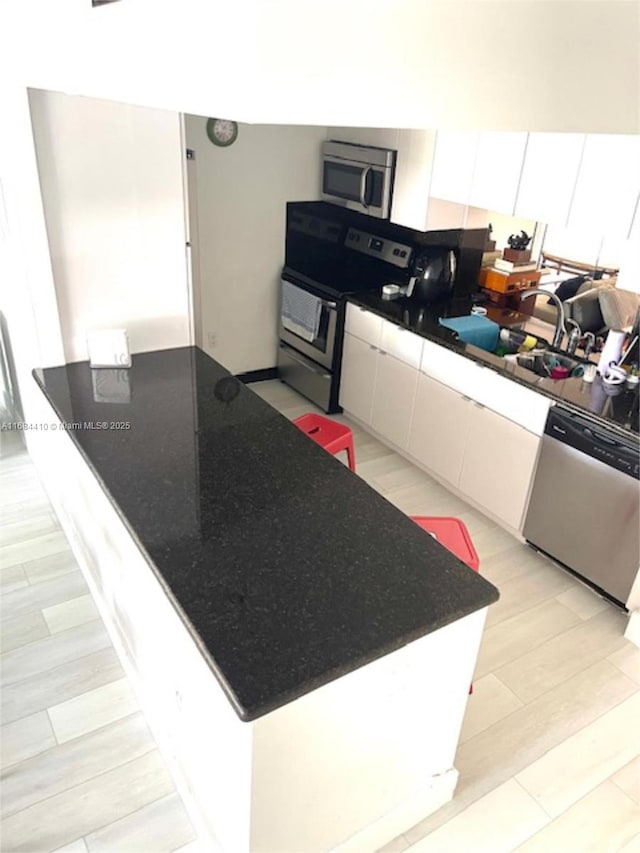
(514, 350, 588, 379)
(494, 328, 590, 380)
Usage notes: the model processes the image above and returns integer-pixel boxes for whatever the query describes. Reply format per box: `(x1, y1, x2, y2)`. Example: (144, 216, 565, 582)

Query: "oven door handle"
(322, 300, 337, 310)
(360, 167, 371, 209)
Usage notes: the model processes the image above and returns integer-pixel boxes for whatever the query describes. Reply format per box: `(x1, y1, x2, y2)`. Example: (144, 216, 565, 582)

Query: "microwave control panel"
(345, 228, 412, 269)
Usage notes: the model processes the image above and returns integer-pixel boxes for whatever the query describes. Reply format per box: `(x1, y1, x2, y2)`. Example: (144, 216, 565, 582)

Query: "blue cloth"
(439, 315, 500, 352)
(282, 281, 321, 342)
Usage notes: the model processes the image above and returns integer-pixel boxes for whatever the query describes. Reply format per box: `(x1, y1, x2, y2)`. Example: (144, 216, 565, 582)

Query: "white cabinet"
(340, 332, 377, 426)
(420, 338, 480, 397)
(429, 130, 527, 219)
(515, 133, 585, 226)
(341, 306, 423, 449)
(468, 132, 528, 215)
(392, 129, 437, 232)
(409, 368, 543, 531)
(459, 404, 541, 531)
(413, 337, 548, 530)
(341, 331, 418, 448)
(567, 134, 640, 239)
(342, 304, 549, 531)
(345, 303, 383, 346)
(429, 131, 478, 205)
(408, 372, 472, 485)
(371, 353, 418, 449)
(380, 320, 423, 368)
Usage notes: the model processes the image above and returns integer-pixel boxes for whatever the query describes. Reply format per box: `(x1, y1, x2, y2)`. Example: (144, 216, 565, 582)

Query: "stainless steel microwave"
(321, 140, 396, 219)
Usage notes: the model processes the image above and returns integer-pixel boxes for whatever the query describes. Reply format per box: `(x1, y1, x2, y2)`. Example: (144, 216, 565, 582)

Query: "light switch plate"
(87, 329, 132, 368)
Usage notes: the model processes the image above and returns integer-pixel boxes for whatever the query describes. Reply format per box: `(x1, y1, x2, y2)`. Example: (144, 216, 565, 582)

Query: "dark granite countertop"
(350, 292, 639, 437)
(33, 347, 498, 722)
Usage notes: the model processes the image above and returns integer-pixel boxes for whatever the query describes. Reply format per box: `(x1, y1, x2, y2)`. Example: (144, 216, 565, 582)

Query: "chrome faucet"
(582, 331, 596, 358)
(520, 289, 566, 349)
(565, 319, 582, 355)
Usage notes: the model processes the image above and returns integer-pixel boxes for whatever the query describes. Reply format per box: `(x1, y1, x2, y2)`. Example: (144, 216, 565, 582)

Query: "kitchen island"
(29, 346, 498, 853)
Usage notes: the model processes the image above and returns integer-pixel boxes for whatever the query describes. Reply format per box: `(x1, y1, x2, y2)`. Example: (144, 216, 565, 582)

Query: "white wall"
(2, 1, 639, 415)
(184, 117, 327, 374)
(3, 0, 639, 133)
(29, 90, 191, 363)
(0, 84, 65, 428)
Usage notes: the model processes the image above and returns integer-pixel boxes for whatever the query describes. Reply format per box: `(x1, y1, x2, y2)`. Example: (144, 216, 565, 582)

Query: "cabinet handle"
(461, 395, 472, 402)
(474, 401, 485, 409)
(369, 345, 378, 352)
(379, 350, 387, 356)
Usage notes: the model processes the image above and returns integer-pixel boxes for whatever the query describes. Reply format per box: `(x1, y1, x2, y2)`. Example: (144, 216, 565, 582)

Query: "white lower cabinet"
(459, 403, 541, 531)
(408, 370, 542, 531)
(371, 352, 418, 449)
(408, 372, 472, 485)
(340, 332, 377, 426)
(342, 304, 547, 532)
(341, 327, 419, 450)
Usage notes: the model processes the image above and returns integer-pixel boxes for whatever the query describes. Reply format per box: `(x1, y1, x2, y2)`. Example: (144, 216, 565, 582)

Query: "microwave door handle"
(360, 167, 371, 208)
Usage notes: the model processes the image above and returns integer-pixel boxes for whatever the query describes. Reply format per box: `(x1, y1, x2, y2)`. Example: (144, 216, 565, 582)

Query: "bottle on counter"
(498, 328, 539, 354)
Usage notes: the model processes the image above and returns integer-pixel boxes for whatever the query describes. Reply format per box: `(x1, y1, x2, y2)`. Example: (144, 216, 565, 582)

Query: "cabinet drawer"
(420, 338, 480, 398)
(471, 369, 550, 435)
(380, 319, 423, 368)
(345, 303, 383, 346)
(421, 338, 550, 434)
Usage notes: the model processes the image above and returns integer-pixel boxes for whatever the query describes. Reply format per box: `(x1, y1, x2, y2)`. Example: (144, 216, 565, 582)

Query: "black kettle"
(407, 248, 456, 303)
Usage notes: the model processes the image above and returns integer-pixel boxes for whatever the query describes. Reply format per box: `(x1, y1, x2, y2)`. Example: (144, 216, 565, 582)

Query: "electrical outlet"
(207, 332, 217, 349)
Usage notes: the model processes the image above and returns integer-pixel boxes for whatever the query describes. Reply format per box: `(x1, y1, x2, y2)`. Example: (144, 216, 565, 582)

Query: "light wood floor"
(2, 384, 639, 852)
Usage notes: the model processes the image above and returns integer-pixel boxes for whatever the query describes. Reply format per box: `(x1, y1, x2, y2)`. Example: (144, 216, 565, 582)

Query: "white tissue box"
(87, 329, 132, 368)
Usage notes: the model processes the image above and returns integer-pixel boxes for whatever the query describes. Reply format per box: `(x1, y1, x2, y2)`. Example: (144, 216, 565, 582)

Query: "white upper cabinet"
(391, 129, 437, 232)
(429, 131, 478, 205)
(567, 134, 640, 239)
(514, 133, 586, 226)
(468, 132, 528, 214)
(428, 130, 527, 219)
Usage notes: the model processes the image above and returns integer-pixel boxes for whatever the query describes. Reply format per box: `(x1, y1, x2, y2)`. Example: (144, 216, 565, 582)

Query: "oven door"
(280, 280, 338, 370)
(322, 156, 391, 219)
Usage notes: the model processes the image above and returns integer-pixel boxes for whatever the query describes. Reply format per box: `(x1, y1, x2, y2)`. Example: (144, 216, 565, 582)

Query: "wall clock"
(206, 118, 238, 148)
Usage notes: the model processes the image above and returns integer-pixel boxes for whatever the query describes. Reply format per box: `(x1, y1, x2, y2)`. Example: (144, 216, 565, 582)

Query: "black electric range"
(277, 201, 486, 412)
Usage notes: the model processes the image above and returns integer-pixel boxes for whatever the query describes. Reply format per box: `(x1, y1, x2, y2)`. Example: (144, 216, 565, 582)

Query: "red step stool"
(410, 516, 480, 573)
(411, 515, 480, 694)
(292, 413, 356, 472)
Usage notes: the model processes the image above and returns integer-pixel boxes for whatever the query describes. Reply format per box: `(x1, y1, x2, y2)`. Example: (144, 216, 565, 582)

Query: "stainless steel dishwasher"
(523, 405, 640, 605)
